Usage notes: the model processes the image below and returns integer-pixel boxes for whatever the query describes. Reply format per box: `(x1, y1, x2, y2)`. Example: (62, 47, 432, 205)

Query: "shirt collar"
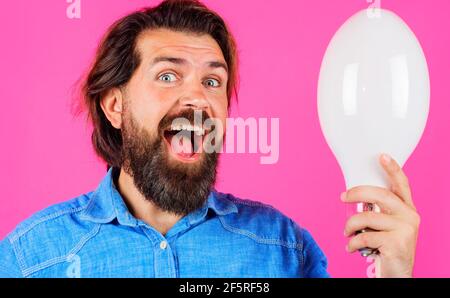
(80, 167, 238, 226)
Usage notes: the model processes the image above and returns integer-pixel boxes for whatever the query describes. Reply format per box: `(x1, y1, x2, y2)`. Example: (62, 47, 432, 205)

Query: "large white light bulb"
(317, 8, 430, 259)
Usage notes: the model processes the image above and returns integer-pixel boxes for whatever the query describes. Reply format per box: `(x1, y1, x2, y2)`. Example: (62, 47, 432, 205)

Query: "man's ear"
(100, 88, 124, 129)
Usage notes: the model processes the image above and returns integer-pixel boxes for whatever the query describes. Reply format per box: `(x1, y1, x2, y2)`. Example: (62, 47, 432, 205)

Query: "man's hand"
(341, 154, 420, 278)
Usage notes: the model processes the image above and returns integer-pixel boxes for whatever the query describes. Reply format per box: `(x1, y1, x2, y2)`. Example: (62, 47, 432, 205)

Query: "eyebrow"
(208, 61, 228, 73)
(150, 56, 228, 73)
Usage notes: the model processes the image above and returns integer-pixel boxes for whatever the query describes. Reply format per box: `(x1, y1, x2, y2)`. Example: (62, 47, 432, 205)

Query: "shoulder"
(7, 193, 92, 243)
(213, 191, 305, 250)
(214, 192, 329, 277)
(1, 192, 97, 277)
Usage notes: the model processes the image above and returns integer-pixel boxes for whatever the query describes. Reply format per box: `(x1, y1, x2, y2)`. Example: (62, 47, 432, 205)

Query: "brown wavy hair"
(79, 0, 239, 168)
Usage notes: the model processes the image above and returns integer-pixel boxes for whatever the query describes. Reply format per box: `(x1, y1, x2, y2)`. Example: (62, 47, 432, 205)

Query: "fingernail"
(381, 154, 391, 164)
(340, 192, 346, 201)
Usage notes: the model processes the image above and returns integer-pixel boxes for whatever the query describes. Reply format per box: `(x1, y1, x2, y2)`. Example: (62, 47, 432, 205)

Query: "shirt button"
(160, 240, 168, 250)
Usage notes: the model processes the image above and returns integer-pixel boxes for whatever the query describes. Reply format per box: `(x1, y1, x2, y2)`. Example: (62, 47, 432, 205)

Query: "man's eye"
(204, 78, 220, 88)
(158, 73, 177, 82)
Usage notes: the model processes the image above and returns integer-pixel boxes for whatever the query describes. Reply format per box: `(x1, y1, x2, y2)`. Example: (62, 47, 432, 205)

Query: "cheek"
(208, 90, 228, 111)
(210, 101, 228, 136)
(212, 97, 228, 122)
(130, 89, 172, 135)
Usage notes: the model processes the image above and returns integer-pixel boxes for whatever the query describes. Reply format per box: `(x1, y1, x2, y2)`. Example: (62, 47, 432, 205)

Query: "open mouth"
(163, 123, 207, 162)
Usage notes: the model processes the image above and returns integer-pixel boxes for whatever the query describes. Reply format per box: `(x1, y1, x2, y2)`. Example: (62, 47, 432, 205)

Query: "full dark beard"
(121, 109, 219, 216)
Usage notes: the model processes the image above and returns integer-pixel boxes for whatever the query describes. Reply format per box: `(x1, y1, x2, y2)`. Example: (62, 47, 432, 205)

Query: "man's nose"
(178, 88, 210, 111)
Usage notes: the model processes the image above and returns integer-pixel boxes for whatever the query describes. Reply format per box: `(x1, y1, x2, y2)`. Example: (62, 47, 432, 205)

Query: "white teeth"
(169, 124, 205, 135)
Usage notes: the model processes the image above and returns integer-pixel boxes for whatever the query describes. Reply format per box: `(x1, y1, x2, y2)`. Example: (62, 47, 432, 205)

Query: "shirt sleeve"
(301, 228, 330, 278)
(0, 238, 23, 278)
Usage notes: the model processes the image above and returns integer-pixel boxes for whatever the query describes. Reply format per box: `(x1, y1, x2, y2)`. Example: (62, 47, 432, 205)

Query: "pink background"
(1, 0, 449, 277)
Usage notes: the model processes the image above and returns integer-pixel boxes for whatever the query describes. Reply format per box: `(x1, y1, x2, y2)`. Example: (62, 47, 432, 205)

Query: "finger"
(341, 185, 407, 215)
(346, 231, 387, 253)
(344, 212, 401, 236)
(379, 154, 415, 210)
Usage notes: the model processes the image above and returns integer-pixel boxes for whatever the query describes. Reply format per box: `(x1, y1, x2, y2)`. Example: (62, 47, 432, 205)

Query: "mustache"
(158, 109, 211, 133)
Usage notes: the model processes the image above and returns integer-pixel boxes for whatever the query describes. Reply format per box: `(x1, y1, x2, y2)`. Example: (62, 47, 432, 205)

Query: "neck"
(115, 167, 183, 236)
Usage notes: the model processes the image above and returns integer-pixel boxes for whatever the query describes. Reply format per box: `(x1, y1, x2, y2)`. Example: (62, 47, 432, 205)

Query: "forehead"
(135, 28, 225, 63)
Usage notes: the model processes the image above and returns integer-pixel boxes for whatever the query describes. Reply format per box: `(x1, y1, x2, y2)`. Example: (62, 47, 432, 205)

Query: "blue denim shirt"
(0, 168, 329, 278)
